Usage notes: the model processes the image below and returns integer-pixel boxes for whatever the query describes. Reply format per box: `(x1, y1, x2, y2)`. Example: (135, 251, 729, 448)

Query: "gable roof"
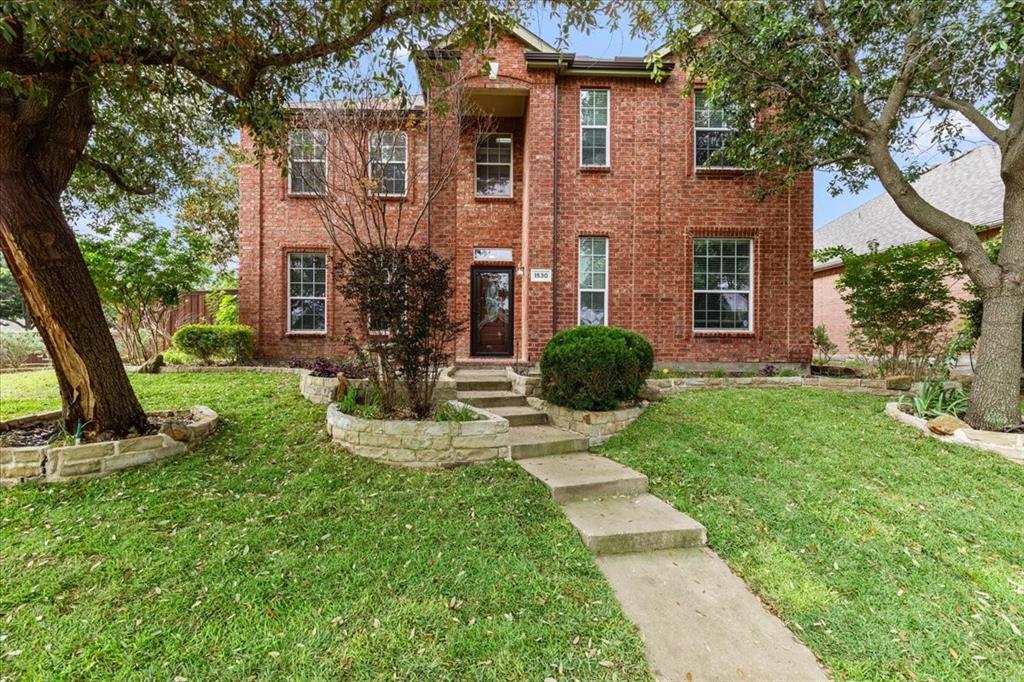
(813, 144, 1004, 269)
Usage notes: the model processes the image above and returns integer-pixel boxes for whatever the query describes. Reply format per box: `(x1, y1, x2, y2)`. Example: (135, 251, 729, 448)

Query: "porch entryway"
(470, 267, 514, 357)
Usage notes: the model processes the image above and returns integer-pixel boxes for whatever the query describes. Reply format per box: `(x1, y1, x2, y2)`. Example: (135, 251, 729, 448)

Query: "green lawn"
(0, 370, 649, 680)
(598, 388, 1024, 682)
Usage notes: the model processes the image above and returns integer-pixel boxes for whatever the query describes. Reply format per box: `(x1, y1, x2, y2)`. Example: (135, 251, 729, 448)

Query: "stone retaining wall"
(885, 403, 1023, 465)
(326, 401, 509, 468)
(642, 375, 906, 400)
(300, 370, 339, 404)
(526, 397, 647, 446)
(506, 367, 542, 397)
(1, 406, 219, 486)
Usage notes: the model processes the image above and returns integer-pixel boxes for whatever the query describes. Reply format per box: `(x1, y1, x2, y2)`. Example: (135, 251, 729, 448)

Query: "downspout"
(426, 91, 432, 248)
(551, 70, 561, 335)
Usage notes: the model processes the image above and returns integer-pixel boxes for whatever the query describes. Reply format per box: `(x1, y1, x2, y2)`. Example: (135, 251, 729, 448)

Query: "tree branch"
(905, 91, 1007, 145)
(81, 154, 156, 195)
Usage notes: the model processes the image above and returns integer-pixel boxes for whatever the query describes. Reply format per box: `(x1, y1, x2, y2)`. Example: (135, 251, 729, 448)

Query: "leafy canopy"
(627, 0, 1022, 193)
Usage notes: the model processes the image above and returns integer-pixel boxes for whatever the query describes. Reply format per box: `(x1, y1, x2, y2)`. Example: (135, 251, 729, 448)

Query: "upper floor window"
(580, 89, 610, 167)
(475, 133, 513, 198)
(288, 129, 327, 195)
(693, 238, 752, 332)
(694, 91, 737, 168)
(288, 253, 327, 333)
(369, 131, 407, 196)
(579, 236, 608, 325)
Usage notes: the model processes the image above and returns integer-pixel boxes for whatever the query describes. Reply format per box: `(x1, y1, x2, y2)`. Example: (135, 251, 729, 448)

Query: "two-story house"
(237, 23, 813, 369)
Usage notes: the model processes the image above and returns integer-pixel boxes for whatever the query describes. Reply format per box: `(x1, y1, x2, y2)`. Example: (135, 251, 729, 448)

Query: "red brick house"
(238, 24, 814, 368)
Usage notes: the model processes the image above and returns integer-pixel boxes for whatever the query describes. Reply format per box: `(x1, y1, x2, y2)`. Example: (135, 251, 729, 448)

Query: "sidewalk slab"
(597, 547, 828, 682)
(518, 452, 648, 501)
(561, 493, 706, 554)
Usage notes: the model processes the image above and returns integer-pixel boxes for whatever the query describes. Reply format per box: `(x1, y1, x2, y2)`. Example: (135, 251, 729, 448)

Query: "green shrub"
(172, 325, 222, 364)
(433, 403, 479, 422)
(540, 326, 654, 410)
(218, 325, 254, 363)
(172, 324, 254, 364)
(162, 348, 195, 365)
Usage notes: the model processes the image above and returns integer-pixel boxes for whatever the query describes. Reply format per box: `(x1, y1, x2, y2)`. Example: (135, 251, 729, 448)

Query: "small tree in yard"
(1, 1, 567, 437)
(812, 324, 839, 365)
(304, 73, 485, 417)
(81, 222, 210, 363)
(625, 0, 1024, 429)
(816, 242, 960, 378)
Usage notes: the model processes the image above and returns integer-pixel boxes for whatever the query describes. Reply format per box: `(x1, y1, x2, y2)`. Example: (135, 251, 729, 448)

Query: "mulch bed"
(0, 411, 197, 448)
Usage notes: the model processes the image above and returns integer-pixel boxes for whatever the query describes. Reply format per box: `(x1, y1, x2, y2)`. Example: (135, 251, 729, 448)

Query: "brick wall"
(239, 34, 814, 367)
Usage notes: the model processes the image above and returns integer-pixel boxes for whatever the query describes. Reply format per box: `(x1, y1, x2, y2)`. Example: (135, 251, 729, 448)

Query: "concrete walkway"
(455, 369, 828, 682)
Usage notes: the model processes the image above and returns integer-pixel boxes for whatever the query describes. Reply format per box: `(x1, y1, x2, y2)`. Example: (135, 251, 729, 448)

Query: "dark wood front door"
(471, 267, 514, 357)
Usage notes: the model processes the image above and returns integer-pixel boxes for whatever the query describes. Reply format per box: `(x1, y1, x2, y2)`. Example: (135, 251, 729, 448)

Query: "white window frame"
(475, 132, 514, 198)
(287, 252, 328, 334)
(577, 236, 609, 326)
(579, 89, 611, 168)
(368, 131, 408, 197)
(692, 238, 754, 333)
(288, 129, 327, 196)
(693, 91, 741, 170)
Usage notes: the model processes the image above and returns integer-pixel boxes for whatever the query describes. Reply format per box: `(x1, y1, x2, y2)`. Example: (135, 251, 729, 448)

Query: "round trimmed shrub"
(540, 326, 654, 410)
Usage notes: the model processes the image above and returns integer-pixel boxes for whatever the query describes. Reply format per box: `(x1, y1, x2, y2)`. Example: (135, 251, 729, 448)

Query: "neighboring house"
(813, 144, 1003, 355)
(238, 23, 814, 368)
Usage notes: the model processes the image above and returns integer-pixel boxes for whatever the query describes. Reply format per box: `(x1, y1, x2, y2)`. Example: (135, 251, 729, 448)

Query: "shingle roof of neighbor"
(813, 144, 1003, 269)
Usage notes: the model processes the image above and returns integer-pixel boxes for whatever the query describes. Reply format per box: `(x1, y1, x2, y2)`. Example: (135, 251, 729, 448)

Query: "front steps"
(455, 371, 588, 460)
(452, 369, 824, 680)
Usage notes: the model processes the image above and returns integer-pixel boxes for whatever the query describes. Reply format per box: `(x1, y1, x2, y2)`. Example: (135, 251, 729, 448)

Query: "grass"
(598, 388, 1024, 682)
(0, 370, 649, 680)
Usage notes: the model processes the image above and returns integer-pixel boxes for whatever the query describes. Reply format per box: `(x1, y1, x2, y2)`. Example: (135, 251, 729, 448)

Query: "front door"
(471, 267, 514, 356)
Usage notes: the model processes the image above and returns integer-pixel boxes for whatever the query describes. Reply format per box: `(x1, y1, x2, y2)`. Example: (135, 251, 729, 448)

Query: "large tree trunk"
(0, 170, 150, 437)
(966, 177, 1024, 430)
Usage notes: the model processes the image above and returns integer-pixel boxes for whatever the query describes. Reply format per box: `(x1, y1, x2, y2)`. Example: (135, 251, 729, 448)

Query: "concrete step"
(518, 453, 649, 502)
(509, 425, 589, 460)
(455, 379, 513, 392)
(488, 405, 549, 427)
(562, 494, 707, 555)
(458, 391, 528, 409)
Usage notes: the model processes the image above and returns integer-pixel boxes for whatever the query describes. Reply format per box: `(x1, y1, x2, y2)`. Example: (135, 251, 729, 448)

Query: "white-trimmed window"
(288, 253, 327, 333)
(475, 133, 513, 197)
(694, 91, 737, 168)
(288, 129, 327, 194)
(578, 237, 608, 325)
(580, 89, 610, 167)
(693, 238, 752, 331)
(369, 131, 407, 196)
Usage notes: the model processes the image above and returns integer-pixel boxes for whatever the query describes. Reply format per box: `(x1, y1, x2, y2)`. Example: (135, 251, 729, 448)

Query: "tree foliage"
(0, 255, 31, 329)
(339, 247, 463, 419)
(815, 242, 960, 377)
(176, 148, 242, 277)
(80, 223, 210, 363)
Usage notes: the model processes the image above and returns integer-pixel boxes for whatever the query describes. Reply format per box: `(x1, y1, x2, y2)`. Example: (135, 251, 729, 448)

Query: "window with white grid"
(288, 253, 327, 333)
(693, 238, 752, 331)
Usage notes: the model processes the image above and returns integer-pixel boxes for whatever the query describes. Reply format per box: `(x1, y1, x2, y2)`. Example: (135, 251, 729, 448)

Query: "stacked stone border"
(326, 400, 510, 468)
(1, 406, 219, 486)
(642, 375, 908, 400)
(526, 397, 647, 447)
(885, 403, 1023, 465)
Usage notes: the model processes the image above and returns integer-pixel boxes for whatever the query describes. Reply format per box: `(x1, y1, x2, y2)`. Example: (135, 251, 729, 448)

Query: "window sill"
(285, 331, 327, 337)
(375, 194, 407, 202)
(474, 195, 515, 202)
(693, 330, 755, 338)
(287, 192, 322, 199)
(694, 166, 753, 177)
(579, 166, 612, 174)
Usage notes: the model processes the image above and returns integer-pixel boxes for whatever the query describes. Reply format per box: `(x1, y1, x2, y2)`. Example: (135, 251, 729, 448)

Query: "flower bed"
(0, 406, 219, 486)
(526, 397, 646, 446)
(299, 369, 340, 404)
(326, 400, 509, 468)
(884, 403, 1023, 465)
